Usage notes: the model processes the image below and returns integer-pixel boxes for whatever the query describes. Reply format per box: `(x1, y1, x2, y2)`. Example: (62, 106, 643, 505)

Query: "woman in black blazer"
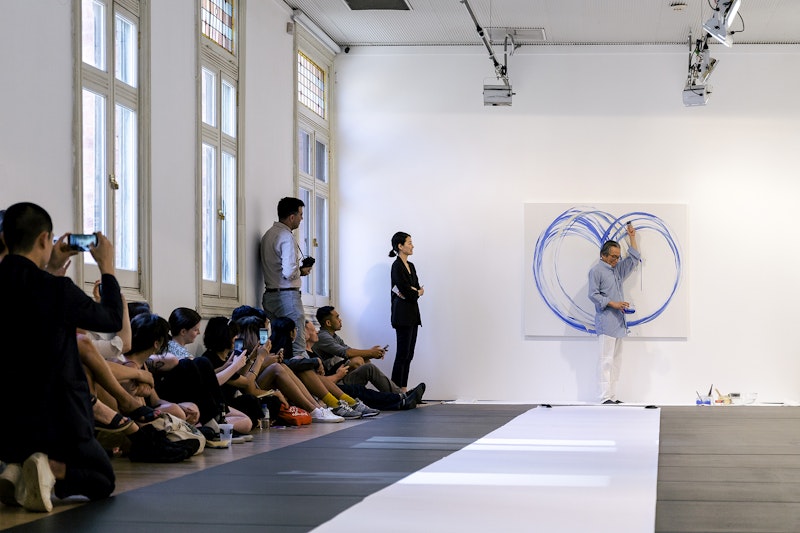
(389, 231, 423, 390)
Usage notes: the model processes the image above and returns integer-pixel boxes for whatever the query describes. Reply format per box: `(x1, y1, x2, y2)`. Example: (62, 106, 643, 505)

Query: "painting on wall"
(523, 204, 688, 338)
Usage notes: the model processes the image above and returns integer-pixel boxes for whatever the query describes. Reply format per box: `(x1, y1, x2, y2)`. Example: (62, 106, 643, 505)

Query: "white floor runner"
(313, 406, 661, 533)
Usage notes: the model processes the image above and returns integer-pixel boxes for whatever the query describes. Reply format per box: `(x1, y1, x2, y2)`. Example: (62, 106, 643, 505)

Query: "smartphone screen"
(233, 338, 244, 354)
(259, 328, 269, 345)
(68, 233, 98, 252)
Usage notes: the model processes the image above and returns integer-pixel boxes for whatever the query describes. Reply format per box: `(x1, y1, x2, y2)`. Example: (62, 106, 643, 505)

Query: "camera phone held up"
(68, 234, 98, 252)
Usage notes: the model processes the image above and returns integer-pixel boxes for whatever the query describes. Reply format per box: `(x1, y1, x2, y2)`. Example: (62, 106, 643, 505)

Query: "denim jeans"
(262, 289, 306, 359)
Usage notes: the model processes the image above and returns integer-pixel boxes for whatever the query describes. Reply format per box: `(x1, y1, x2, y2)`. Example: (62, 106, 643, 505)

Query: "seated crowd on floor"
(0, 203, 426, 513)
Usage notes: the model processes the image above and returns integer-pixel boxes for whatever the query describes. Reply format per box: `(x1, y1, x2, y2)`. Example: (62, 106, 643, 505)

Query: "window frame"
(295, 25, 336, 310)
(73, 0, 151, 302)
(196, 0, 246, 316)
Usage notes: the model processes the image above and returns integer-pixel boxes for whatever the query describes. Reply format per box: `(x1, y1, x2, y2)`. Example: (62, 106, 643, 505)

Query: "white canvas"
(524, 203, 688, 338)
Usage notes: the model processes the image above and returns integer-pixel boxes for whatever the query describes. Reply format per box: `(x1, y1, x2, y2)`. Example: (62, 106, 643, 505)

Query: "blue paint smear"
(533, 207, 682, 334)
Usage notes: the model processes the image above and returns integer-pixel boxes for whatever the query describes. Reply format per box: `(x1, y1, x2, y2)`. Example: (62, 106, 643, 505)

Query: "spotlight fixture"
(702, 0, 741, 47)
(461, 0, 515, 106)
(683, 34, 716, 106)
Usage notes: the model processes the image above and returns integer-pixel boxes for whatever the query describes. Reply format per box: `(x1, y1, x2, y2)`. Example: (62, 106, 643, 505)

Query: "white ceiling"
(282, 0, 800, 47)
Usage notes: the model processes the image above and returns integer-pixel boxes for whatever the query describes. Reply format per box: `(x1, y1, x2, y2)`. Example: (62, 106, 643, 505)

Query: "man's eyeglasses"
(606, 254, 621, 260)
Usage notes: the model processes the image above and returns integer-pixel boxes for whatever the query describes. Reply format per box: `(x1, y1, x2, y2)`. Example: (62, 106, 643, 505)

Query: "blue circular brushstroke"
(532, 207, 682, 334)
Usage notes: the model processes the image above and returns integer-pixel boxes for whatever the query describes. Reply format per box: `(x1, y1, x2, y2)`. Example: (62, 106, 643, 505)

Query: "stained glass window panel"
(201, 0, 234, 53)
(297, 52, 325, 118)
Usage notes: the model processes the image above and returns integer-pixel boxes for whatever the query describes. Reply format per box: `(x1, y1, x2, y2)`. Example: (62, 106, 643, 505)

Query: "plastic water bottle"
(260, 402, 270, 430)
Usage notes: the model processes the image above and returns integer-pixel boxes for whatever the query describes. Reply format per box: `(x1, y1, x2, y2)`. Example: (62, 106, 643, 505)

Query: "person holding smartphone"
(0, 202, 122, 511)
(388, 231, 424, 391)
(199, 317, 262, 433)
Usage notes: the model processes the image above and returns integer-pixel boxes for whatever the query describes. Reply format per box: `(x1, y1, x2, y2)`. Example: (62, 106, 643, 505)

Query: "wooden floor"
(656, 406, 800, 533)
(2, 405, 799, 532)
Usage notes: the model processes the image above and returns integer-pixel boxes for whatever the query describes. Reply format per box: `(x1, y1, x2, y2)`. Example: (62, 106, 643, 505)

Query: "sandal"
(126, 405, 160, 424)
(95, 413, 133, 433)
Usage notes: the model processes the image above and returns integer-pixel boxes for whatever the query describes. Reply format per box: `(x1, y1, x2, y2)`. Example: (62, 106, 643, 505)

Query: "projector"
(483, 84, 513, 106)
(682, 84, 710, 107)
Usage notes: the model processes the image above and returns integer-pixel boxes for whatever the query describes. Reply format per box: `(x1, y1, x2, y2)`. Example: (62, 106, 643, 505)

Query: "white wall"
(0, 2, 74, 236)
(333, 45, 800, 404)
(150, 0, 197, 313)
(1, 0, 295, 322)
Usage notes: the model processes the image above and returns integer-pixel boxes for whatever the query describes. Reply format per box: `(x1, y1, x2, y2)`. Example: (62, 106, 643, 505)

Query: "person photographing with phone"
(588, 222, 641, 405)
(0, 202, 122, 511)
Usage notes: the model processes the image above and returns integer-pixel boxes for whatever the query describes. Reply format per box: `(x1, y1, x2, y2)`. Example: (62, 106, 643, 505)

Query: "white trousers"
(598, 334, 623, 402)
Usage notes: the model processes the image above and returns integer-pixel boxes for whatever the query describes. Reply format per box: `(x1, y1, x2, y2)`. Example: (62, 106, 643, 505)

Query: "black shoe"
(409, 382, 426, 404)
(198, 425, 219, 441)
(602, 399, 616, 405)
(614, 400, 623, 404)
(399, 395, 417, 410)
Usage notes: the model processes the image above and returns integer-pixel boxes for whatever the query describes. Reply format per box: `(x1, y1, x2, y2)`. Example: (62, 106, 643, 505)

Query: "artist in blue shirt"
(587, 223, 640, 405)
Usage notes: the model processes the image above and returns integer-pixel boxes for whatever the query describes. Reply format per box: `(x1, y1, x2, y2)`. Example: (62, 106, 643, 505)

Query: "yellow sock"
(322, 393, 339, 408)
(339, 394, 357, 407)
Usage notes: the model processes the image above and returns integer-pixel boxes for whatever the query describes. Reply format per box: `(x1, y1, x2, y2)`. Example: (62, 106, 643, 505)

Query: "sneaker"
(397, 395, 417, 410)
(352, 399, 380, 418)
(232, 432, 254, 442)
(409, 382, 426, 404)
(0, 463, 21, 507)
(310, 407, 344, 423)
(204, 418, 221, 434)
(332, 400, 362, 420)
(198, 425, 230, 449)
(17, 453, 55, 512)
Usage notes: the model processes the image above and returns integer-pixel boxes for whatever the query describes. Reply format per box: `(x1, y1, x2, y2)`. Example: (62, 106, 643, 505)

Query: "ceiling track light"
(461, 0, 515, 106)
(683, 34, 716, 106)
(702, 0, 742, 47)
